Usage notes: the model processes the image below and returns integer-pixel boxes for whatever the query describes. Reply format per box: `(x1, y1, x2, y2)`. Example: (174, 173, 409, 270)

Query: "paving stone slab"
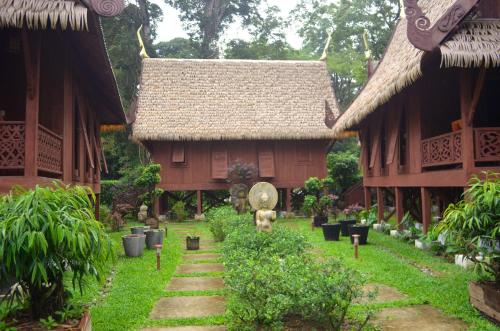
(373, 305, 467, 331)
(167, 277, 224, 291)
(358, 284, 407, 304)
(142, 326, 226, 331)
(150, 296, 225, 319)
(183, 253, 220, 261)
(177, 264, 224, 274)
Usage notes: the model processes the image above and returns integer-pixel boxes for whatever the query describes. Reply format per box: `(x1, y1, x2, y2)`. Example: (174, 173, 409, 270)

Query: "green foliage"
(437, 172, 500, 284)
(206, 205, 253, 242)
(291, 0, 399, 109)
(54, 303, 84, 323)
(303, 177, 335, 217)
(360, 204, 378, 226)
(165, 0, 262, 58)
(172, 201, 188, 221)
(155, 38, 201, 58)
(222, 225, 366, 330)
(99, 204, 111, 223)
(327, 151, 361, 194)
(135, 163, 164, 217)
(100, 179, 119, 207)
(0, 183, 114, 318)
(39, 316, 57, 329)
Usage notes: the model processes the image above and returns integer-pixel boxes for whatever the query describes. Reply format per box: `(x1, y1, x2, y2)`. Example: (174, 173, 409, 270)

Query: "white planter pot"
(390, 230, 399, 237)
(415, 223, 423, 230)
(455, 254, 474, 269)
(373, 223, 383, 232)
(415, 239, 431, 250)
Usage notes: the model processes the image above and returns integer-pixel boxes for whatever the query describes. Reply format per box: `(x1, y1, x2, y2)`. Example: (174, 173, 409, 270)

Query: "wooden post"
(363, 187, 371, 209)
(286, 188, 292, 213)
(22, 31, 40, 177)
(196, 190, 202, 215)
(395, 187, 404, 229)
(376, 187, 384, 223)
(460, 71, 474, 178)
(62, 45, 74, 183)
(421, 187, 431, 234)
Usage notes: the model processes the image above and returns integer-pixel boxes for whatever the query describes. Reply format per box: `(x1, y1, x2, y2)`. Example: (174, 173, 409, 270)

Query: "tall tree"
(165, 0, 262, 58)
(291, 0, 399, 109)
(156, 37, 202, 58)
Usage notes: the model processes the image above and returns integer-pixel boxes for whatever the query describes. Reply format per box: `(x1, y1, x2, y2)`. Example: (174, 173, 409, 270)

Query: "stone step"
(176, 264, 224, 274)
(150, 296, 225, 319)
(142, 327, 226, 331)
(357, 284, 407, 304)
(166, 277, 224, 291)
(183, 253, 220, 262)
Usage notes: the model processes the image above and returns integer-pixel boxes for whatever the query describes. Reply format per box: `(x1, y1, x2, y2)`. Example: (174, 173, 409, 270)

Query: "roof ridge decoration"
(404, 0, 480, 51)
(88, 0, 124, 17)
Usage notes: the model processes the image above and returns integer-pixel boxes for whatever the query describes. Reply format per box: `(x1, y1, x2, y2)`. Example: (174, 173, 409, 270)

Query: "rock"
(194, 214, 205, 221)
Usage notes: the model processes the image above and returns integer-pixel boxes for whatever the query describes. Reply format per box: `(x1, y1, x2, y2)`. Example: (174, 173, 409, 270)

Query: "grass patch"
(143, 315, 225, 327)
(282, 219, 499, 331)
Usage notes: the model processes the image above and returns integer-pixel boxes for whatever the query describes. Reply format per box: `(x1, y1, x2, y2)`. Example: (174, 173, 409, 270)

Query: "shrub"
(303, 177, 335, 217)
(0, 183, 114, 318)
(206, 205, 252, 242)
(327, 151, 362, 194)
(437, 172, 500, 284)
(135, 163, 164, 217)
(100, 179, 119, 207)
(222, 225, 367, 330)
(99, 204, 111, 223)
(172, 201, 188, 221)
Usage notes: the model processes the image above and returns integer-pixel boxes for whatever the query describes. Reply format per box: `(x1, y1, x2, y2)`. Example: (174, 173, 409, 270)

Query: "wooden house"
(0, 0, 126, 212)
(132, 59, 339, 215)
(332, 0, 500, 233)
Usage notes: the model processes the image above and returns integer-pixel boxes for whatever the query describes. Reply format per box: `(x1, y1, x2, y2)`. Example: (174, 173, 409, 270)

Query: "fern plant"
(0, 182, 115, 318)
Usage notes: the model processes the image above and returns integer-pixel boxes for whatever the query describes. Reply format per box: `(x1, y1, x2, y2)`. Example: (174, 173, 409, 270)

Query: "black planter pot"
(186, 237, 200, 250)
(348, 225, 370, 245)
(313, 215, 328, 227)
(321, 223, 341, 241)
(339, 219, 356, 236)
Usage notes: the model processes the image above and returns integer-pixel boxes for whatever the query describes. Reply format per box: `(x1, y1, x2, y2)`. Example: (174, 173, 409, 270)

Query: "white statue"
(138, 204, 148, 222)
(249, 182, 278, 232)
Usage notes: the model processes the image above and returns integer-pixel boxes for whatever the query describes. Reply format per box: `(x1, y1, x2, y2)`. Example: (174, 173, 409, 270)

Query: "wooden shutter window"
(386, 110, 402, 165)
(172, 144, 185, 163)
(258, 147, 275, 178)
(211, 146, 228, 179)
(369, 116, 382, 168)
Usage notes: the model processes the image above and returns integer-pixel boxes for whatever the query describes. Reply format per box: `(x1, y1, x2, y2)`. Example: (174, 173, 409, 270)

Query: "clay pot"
(131, 226, 149, 235)
(145, 229, 165, 249)
(122, 234, 146, 257)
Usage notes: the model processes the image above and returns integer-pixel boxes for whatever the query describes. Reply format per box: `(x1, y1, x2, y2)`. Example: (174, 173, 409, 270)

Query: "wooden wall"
(149, 139, 329, 191)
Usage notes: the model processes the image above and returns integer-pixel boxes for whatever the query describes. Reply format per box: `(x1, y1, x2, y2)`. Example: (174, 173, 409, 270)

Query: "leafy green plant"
(39, 316, 57, 330)
(437, 172, 500, 284)
(359, 204, 378, 225)
(171, 201, 188, 221)
(0, 183, 115, 318)
(135, 163, 164, 217)
(303, 177, 335, 217)
(343, 203, 364, 221)
(0, 321, 16, 331)
(54, 303, 84, 323)
(206, 205, 252, 242)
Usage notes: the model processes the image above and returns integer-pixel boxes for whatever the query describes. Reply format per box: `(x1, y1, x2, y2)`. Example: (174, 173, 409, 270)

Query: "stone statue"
(229, 183, 249, 214)
(249, 182, 278, 232)
(138, 204, 148, 222)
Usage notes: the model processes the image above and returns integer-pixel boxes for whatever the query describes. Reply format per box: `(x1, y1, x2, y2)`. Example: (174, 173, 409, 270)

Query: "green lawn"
(72, 218, 499, 330)
(279, 218, 499, 331)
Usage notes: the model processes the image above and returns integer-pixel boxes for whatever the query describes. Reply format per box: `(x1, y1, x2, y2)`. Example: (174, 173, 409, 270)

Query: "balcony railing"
(0, 121, 63, 176)
(0, 121, 26, 170)
(474, 128, 500, 162)
(37, 124, 63, 175)
(422, 131, 462, 168)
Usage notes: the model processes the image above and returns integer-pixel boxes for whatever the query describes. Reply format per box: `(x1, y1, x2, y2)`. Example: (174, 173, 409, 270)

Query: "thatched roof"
(331, 1, 500, 138)
(133, 59, 339, 141)
(0, 0, 88, 31)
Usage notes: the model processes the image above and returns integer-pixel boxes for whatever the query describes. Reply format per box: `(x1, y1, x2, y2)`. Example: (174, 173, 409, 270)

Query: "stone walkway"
(145, 224, 226, 331)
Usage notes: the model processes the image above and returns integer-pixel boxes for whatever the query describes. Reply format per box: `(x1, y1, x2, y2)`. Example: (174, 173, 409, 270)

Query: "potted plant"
(341, 204, 363, 236)
(145, 229, 165, 249)
(437, 172, 500, 322)
(321, 221, 341, 241)
(135, 163, 164, 228)
(0, 183, 114, 324)
(122, 234, 146, 257)
(186, 235, 200, 250)
(302, 177, 335, 227)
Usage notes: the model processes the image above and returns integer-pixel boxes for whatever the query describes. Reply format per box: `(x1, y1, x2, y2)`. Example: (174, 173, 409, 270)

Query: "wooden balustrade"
(0, 121, 26, 170)
(37, 124, 63, 175)
(421, 131, 462, 167)
(474, 128, 500, 162)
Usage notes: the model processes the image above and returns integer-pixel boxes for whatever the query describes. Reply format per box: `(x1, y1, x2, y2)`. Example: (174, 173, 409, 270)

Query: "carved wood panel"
(475, 128, 500, 162)
(37, 125, 63, 175)
(0, 122, 25, 169)
(421, 131, 462, 167)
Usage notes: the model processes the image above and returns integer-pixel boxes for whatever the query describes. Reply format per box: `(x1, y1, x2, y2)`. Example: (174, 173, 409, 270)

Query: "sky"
(149, 0, 305, 49)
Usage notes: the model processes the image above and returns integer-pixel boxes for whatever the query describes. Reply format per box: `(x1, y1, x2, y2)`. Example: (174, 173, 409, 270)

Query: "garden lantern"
(154, 244, 162, 270)
(352, 234, 360, 259)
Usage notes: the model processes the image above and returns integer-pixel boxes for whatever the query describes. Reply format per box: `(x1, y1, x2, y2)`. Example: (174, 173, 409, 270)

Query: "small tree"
(0, 183, 114, 318)
(302, 177, 335, 218)
(327, 151, 361, 194)
(135, 163, 164, 218)
(437, 172, 500, 285)
(227, 160, 257, 214)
